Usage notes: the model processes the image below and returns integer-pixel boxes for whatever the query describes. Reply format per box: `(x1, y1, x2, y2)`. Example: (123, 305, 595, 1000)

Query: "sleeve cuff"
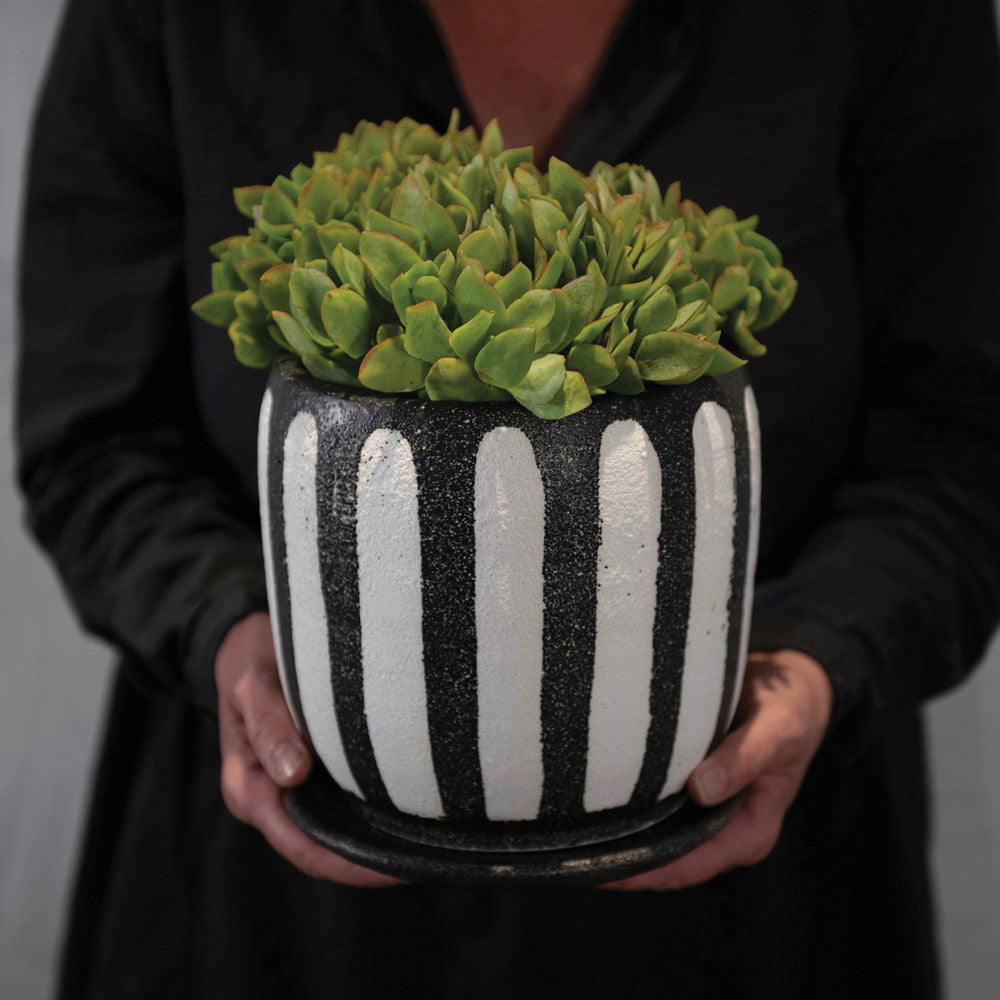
(185, 584, 270, 716)
(749, 584, 878, 753)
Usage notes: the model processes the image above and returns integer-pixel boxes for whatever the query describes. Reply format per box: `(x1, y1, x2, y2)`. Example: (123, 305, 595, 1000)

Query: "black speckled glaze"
(263, 359, 755, 880)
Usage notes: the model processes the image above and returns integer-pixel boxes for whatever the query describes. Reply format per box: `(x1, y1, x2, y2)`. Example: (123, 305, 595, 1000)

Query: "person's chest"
(421, 0, 633, 163)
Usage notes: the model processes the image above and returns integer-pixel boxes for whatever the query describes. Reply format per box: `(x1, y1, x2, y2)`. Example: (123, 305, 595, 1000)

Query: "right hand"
(215, 610, 400, 887)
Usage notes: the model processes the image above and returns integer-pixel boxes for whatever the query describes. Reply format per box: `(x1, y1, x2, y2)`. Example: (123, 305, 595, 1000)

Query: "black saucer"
(285, 770, 743, 888)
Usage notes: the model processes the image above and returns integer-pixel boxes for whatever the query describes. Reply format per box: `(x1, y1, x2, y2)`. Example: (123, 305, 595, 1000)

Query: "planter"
(258, 358, 760, 885)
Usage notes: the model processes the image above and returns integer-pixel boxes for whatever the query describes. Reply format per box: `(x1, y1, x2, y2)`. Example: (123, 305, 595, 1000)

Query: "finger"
(220, 737, 401, 887)
(604, 769, 794, 891)
(231, 664, 312, 788)
(687, 694, 808, 808)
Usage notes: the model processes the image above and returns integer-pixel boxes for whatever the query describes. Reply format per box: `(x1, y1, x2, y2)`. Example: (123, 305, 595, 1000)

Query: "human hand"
(215, 610, 400, 887)
(603, 648, 833, 891)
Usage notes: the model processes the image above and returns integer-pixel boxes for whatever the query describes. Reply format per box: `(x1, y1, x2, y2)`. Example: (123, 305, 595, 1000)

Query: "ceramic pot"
(258, 359, 760, 876)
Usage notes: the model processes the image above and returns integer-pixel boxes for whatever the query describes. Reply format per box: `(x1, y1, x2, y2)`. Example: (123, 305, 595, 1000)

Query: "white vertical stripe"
(475, 428, 545, 821)
(727, 387, 762, 730)
(258, 390, 306, 733)
(662, 403, 737, 797)
(585, 420, 663, 812)
(356, 430, 443, 818)
(283, 412, 362, 797)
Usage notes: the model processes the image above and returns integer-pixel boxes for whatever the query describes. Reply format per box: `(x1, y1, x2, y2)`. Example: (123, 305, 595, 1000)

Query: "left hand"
(603, 648, 833, 891)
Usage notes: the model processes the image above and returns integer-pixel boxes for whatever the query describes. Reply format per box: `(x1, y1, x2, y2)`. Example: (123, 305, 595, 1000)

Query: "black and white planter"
(258, 359, 760, 885)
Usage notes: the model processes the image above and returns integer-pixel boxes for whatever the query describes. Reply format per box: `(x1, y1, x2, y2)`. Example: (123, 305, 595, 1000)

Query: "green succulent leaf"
(328, 245, 365, 297)
(706, 206, 738, 228)
(700, 226, 741, 266)
(561, 268, 606, 337)
(449, 308, 494, 363)
(677, 278, 712, 308)
(474, 327, 536, 389)
(261, 186, 298, 226)
(359, 230, 421, 298)
(509, 354, 566, 407)
(607, 194, 643, 236)
(390, 273, 414, 323)
(231, 256, 277, 290)
(298, 170, 340, 223)
(233, 290, 267, 325)
(425, 357, 510, 402)
(422, 198, 462, 255)
(606, 278, 652, 309)
(535, 249, 567, 290)
(320, 286, 373, 358)
(514, 164, 543, 199)
(530, 198, 570, 254)
(289, 267, 336, 345)
(517, 370, 592, 420)
(730, 309, 768, 357)
(191, 290, 239, 328)
(389, 175, 428, 231)
(606, 305, 634, 353)
(366, 209, 423, 253)
(705, 343, 748, 375)
(317, 219, 362, 257)
(503, 289, 556, 336)
(670, 298, 709, 332)
(455, 266, 506, 327)
(573, 303, 621, 345)
(537, 288, 571, 355)
(634, 284, 677, 335)
(567, 343, 619, 389)
(228, 319, 282, 367)
(481, 119, 505, 158)
(611, 330, 637, 364)
(494, 261, 533, 306)
(300, 351, 363, 386)
(257, 264, 293, 314)
(412, 274, 449, 314)
(755, 267, 798, 329)
(605, 355, 645, 395)
(742, 228, 783, 267)
(459, 227, 506, 273)
(404, 300, 454, 362)
(497, 146, 534, 172)
(635, 330, 718, 384)
(271, 310, 317, 356)
(210, 258, 240, 291)
(548, 157, 587, 217)
(233, 185, 268, 220)
(359, 335, 430, 392)
(376, 323, 402, 343)
(712, 264, 751, 313)
(401, 123, 441, 157)
(498, 176, 535, 260)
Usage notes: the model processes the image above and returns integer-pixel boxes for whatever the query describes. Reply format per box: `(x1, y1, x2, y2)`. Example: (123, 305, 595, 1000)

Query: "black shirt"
(18, 0, 1000, 997)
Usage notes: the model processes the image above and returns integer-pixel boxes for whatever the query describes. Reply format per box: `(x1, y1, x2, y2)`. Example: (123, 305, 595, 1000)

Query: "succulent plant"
(193, 112, 797, 419)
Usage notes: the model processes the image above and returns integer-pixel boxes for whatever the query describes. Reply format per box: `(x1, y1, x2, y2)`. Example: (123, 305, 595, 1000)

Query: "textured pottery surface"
(259, 359, 760, 852)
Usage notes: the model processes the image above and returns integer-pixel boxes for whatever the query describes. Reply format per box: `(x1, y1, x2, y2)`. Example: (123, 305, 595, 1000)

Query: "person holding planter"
(17, 0, 1000, 998)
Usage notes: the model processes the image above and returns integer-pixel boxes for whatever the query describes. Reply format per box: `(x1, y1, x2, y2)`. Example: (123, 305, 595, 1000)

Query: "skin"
(216, 611, 832, 889)
(422, 0, 634, 164)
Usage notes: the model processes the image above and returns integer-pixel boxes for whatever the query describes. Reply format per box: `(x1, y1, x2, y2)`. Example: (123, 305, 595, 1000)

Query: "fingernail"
(692, 762, 727, 805)
(273, 742, 305, 783)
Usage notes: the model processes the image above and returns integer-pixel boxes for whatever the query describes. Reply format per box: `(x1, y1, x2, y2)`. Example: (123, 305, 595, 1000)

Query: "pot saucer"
(285, 770, 743, 888)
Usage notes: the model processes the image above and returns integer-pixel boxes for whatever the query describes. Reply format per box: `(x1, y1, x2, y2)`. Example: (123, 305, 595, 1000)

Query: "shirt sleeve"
(17, 0, 268, 715)
(749, 0, 1000, 747)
